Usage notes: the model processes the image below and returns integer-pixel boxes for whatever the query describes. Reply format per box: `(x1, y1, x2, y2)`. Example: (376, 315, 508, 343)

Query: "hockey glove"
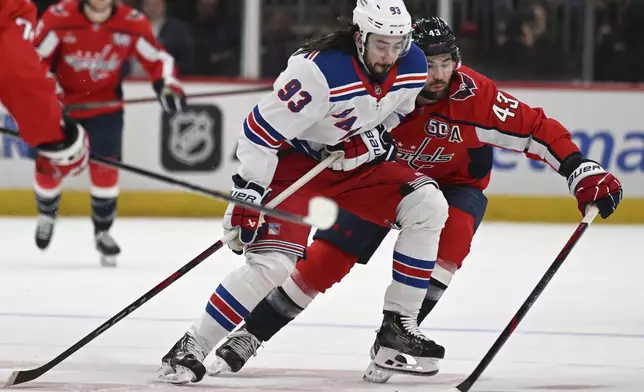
(35, 115, 90, 181)
(223, 174, 271, 254)
(561, 154, 623, 219)
(153, 77, 186, 113)
(324, 124, 397, 171)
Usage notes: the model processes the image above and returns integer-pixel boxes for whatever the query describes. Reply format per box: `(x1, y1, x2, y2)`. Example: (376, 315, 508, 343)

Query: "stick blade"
(305, 196, 338, 229)
(4, 370, 20, 387)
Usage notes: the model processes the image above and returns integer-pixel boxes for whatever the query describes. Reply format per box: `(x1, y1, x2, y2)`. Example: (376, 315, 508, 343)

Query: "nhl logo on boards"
(161, 105, 222, 172)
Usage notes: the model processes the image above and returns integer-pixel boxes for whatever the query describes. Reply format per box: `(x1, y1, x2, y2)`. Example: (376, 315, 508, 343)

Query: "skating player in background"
(207, 16, 623, 383)
(157, 0, 451, 385)
(32, 0, 186, 266)
(0, 0, 89, 200)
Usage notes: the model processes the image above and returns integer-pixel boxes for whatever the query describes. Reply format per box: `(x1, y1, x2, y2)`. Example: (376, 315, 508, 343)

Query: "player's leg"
(84, 110, 123, 267)
(365, 184, 488, 383)
(417, 185, 488, 324)
(210, 209, 390, 375)
(361, 168, 448, 378)
(33, 148, 63, 250)
(157, 154, 322, 384)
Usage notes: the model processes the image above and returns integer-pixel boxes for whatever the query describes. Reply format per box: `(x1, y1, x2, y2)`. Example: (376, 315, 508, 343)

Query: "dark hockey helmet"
(411, 17, 462, 68)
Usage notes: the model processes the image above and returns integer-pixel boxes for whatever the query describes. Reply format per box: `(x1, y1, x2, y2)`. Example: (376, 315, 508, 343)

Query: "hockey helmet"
(412, 16, 462, 68)
(352, 0, 413, 61)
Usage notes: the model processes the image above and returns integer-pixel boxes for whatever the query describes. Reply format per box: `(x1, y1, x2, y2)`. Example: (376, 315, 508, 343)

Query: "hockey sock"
(36, 193, 60, 218)
(34, 172, 61, 218)
(383, 188, 447, 317)
(91, 195, 117, 233)
(417, 259, 456, 324)
(417, 278, 446, 324)
(195, 251, 296, 351)
(245, 286, 302, 342)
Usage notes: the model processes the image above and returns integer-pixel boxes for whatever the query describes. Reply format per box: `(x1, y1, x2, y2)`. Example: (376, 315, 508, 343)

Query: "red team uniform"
(31, 0, 184, 266)
(34, 0, 180, 119)
(0, 0, 64, 147)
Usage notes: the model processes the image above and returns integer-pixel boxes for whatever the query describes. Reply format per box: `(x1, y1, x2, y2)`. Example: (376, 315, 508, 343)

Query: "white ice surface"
(0, 217, 642, 391)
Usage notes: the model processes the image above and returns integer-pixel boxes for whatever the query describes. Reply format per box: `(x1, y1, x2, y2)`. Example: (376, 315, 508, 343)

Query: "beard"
(369, 62, 394, 77)
(419, 81, 451, 101)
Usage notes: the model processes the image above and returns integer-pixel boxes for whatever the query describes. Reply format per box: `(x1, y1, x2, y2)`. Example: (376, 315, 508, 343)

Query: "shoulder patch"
(450, 71, 478, 101)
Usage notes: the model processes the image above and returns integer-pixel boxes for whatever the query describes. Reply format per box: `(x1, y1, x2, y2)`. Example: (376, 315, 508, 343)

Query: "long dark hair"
(295, 18, 359, 57)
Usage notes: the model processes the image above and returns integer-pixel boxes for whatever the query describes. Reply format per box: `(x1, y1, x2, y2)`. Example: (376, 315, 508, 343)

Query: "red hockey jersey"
(34, 0, 177, 118)
(0, 0, 64, 147)
(391, 65, 581, 190)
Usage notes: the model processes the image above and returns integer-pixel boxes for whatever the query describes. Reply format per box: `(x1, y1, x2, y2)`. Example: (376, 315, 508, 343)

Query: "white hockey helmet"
(353, 0, 413, 60)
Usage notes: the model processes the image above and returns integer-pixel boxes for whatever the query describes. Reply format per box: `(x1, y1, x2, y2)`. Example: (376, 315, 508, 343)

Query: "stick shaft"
(456, 206, 599, 392)
(4, 149, 340, 387)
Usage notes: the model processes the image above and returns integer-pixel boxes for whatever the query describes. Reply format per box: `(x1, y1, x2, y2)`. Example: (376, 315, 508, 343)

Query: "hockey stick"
(0, 126, 335, 229)
(66, 86, 271, 111)
(3, 151, 341, 388)
(449, 205, 600, 392)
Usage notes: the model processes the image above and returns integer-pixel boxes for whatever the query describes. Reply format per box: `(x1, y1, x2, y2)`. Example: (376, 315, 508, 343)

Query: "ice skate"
(206, 354, 231, 376)
(155, 327, 209, 384)
(95, 231, 120, 267)
(363, 310, 443, 383)
(210, 326, 262, 375)
(35, 215, 55, 250)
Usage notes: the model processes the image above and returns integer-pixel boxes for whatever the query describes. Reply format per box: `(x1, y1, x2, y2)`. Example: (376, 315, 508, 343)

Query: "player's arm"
(130, 10, 185, 112)
(0, 3, 63, 147)
(0, 1, 88, 178)
(33, 4, 63, 69)
(458, 78, 621, 218)
(223, 56, 330, 252)
(236, 56, 330, 187)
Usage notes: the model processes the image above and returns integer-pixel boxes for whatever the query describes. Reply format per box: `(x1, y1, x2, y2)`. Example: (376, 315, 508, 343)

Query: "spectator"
(189, 0, 240, 76)
(261, 10, 299, 78)
(129, 0, 195, 76)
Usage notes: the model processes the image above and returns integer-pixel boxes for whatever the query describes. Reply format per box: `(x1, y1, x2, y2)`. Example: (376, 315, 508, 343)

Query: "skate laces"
(400, 315, 429, 341)
(227, 330, 262, 361)
(182, 332, 208, 361)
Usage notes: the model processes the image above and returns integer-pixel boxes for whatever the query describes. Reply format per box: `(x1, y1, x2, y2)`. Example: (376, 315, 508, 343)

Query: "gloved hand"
(562, 154, 623, 219)
(153, 77, 186, 113)
(35, 115, 90, 181)
(324, 124, 397, 171)
(223, 174, 271, 254)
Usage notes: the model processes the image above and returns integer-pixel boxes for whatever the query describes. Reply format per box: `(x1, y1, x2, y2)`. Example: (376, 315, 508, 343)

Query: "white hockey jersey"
(236, 43, 428, 186)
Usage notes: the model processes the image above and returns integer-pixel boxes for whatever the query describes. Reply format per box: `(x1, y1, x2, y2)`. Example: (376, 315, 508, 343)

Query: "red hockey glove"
(324, 124, 397, 171)
(35, 115, 89, 181)
(561, 154, 623, 219)
(223, 174, 271, 254)
(153, 77, 186, 113)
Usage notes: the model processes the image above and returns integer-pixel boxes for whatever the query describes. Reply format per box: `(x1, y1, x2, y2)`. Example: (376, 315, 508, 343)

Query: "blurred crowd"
(34, 0, 644, 82)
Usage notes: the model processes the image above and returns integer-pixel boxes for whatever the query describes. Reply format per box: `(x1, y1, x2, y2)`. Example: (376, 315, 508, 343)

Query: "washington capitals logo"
(64, 45, 121, 82)
(396, 137, 454, 170)
(450, 72, 477, 101)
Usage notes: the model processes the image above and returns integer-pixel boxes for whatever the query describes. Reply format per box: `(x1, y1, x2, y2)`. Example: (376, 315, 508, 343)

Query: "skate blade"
(369, 347, 440, 379)
(206, 357, 232, 377)
(152, 364, 196, 385)
(100, 255, 118, 268)
(363, 360, 394, 384)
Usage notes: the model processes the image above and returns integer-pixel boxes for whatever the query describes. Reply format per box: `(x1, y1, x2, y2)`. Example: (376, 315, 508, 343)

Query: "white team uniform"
(158, 17, 449, 386)
(236, 43, 428, 186)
